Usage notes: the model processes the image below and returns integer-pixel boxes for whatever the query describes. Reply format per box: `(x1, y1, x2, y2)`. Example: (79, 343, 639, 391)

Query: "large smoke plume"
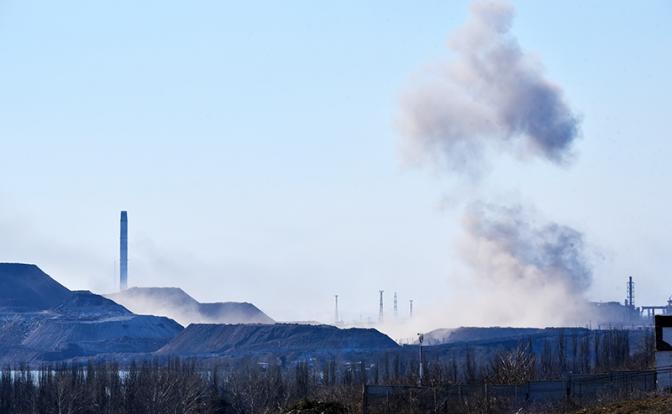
(456, 203, 592, 326)
(399, 1, 580, 174)
(461, 203, 590, 291)
(386, 1, 593, 334)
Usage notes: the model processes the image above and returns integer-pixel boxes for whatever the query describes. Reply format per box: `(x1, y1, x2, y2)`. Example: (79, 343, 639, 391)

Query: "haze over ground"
(0, 1, 671, 327)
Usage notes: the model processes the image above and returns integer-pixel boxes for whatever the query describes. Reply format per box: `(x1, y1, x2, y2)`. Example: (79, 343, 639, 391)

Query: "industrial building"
(590, 276, 672, 327)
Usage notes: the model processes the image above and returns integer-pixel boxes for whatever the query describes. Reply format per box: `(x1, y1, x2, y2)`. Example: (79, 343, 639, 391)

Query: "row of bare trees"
(423, 328, 655, 385)
(0, 329, 656, 414)
(0, 359, 361, 414)
(0, 360, 226, 414)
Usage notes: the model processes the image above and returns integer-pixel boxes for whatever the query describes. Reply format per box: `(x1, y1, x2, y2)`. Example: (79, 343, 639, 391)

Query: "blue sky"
(1, 1, 671, 324)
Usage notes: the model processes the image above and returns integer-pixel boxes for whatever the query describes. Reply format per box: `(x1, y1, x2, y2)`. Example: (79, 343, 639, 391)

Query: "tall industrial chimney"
(120, 211, 128, 291)
(394, 292, 398, 319)
(334, 294, 339, 324)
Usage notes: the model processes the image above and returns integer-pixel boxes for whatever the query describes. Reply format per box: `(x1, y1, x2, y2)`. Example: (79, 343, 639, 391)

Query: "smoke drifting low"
(461, 203, 591, 291)
(399, 1, 580, 174)
(456, 203, 592, 326)
(375, 204, 595, 340)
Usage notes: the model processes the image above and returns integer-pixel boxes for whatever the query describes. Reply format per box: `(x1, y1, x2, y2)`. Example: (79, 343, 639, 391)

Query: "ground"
(571, 395, 672, 414)
(283, 400, 347, 414)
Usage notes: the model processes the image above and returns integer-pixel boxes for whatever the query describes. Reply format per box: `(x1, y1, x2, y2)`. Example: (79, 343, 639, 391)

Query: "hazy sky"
(1, 1, 671, 325)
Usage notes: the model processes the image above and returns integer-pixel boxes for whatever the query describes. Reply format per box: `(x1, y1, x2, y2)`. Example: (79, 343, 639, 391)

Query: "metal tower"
(334, 294, 339, 324)
(120, 211, 128, 291)
(626, 276, 635, 308)
(409, 299, 413, 319)
(378, 290, 384, 323)
(394, 292, 398, 319)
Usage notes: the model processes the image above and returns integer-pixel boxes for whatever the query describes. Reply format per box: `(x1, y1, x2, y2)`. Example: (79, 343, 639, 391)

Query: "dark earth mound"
(54, 290, 132, 319)
(423, 327, 544, 345)
(0, 263, 71, 311)
(157, 323, 398, 357)
(106, 287, 274, 325)
(198, 302, 273, 324)
(0, 263, 183, 363)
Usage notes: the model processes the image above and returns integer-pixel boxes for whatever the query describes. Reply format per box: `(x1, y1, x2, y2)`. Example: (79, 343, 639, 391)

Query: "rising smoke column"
(457, 203, 592, 326)
(399, 0, 580, 174)
(392, 1, 592, 329)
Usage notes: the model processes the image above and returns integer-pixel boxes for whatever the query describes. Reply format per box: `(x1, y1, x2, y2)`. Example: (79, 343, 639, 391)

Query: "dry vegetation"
(570, 395, 672, 414)
(0, 328, 661, 413)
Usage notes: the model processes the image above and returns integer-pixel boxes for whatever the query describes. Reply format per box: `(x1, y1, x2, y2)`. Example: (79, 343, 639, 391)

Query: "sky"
(0, 1, 671, 327)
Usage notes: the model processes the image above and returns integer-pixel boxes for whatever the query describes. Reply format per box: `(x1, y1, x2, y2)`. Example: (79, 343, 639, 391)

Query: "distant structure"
(641, 293, 672, 320)
(595, 275, 671, 324)
(378, 290, 384, 323)
(334, 294, 339, 324)
(626, 276, 635, 308)
(120, 211, 128, 291)
(394, 292, 398, 319)
(655, 315, 672, 390)
(409, 299, 413, 319)
(623, 275, 672, 322)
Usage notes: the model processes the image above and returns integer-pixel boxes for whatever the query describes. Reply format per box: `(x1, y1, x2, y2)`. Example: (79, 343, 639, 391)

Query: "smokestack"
(379, 290, 384, 323)
(334, 294, 339, 324)
(394, 292, 398, 319)
(626, 276, 635, 308)
(409, 299, 413, 319)
(120, 211, 128, 291)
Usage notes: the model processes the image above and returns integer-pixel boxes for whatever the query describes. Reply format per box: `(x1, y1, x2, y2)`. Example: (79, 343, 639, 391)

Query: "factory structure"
(587, 275, 672, 327)
(114, 211, 412, 326)
(115, 211, 671, 328)
(621, 276, 672, 321)
(334, 290, 414, 327)
(331, 275, 671, 329)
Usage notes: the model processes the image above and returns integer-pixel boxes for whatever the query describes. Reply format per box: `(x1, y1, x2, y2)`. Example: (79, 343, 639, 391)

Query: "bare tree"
(487, 341, 536, 384)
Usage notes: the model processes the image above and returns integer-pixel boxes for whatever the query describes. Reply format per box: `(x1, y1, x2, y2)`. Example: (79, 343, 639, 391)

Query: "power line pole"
(417, 333, 424, 386)
(394, 292, 398, 319)
(378, 290, 384, 323)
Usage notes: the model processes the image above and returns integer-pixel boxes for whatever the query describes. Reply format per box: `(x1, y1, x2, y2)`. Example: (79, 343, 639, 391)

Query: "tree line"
(0, 328, 656, 414)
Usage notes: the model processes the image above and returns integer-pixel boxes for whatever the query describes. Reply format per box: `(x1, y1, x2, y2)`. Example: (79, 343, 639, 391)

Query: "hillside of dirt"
(572, 395, 672, 414)
(106, 287, 274, 325)
(157, 323, 398, 357)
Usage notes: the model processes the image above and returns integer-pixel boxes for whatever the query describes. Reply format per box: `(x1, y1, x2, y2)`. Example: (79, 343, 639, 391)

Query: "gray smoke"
(399, 0, 580, 174)
(458, 203, 592, 325)
(391, 1, 592, 329)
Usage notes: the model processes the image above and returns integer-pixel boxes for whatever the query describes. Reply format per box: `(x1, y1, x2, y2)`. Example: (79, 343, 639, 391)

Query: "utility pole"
(378, 290, 384, 323)
(394, 292, 398, 319)
(417, 333, 424, 386)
